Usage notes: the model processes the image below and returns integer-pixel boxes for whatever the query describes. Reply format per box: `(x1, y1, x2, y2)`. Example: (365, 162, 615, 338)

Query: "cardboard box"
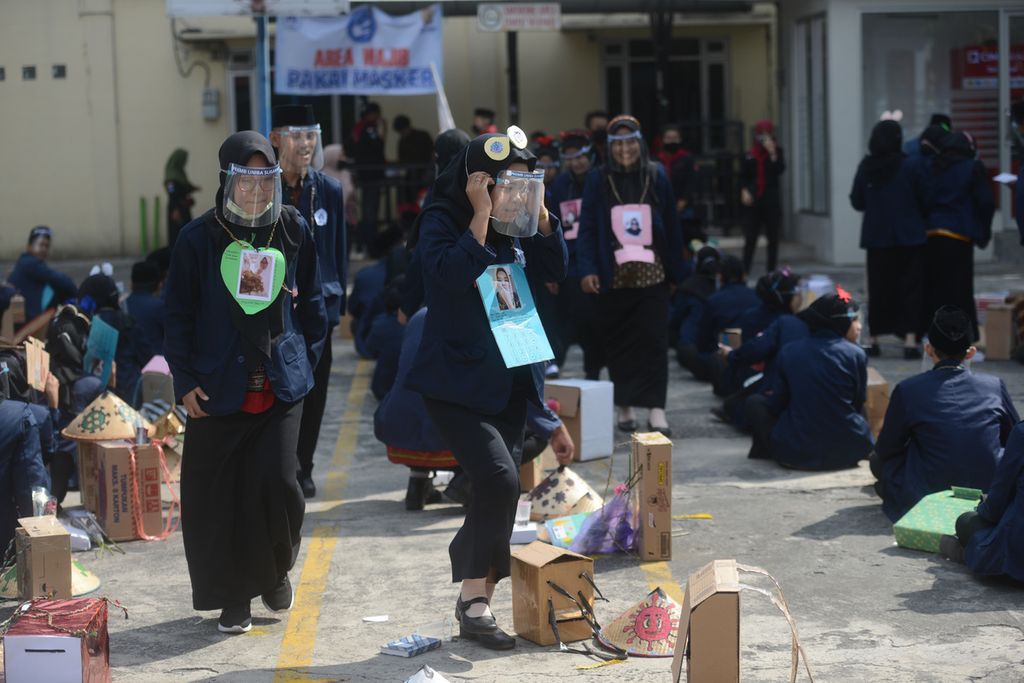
(77, 443, 101, 516)
(544, 379, 614, 461)
(720, 328, 742, 349)
(984, 303, 1015, 360)
(510, 501, 538, 545)
(631, 432, 673, 561)
(511, 541, 594, 646)
(520, 456, 542, 493)
(15, 516, 72, 600)
(4, 597, 110, 683)
(672, 559, 741, 683)
(894, 487, 982, 553)
(93, 441, 166, 542)
(865, 367, 890, 438)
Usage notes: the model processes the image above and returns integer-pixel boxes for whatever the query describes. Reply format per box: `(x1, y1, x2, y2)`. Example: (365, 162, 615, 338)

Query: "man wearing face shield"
(164, 131, 328, 635)
(271, 105, 348, 500)
(405, 130, 574, 650)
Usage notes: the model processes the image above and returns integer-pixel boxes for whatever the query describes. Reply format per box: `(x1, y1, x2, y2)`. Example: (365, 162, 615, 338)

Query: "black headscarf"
(434, 128, 472, 177)
(207, 131, 302, 367)
(799, 291, 859, 337)
(934, 131, 976, 172)
(77, 274, 120, 313)
(920, 125, 948, 158)
(756, 267, 800, 313)
(861, 120, 904, 184)
(928, 305, 972, 357)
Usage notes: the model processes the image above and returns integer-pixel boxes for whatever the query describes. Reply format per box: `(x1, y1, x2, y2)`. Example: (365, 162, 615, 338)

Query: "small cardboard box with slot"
(544, 379, 614, 461)
(16, 516, 72, 600)
(511, 541, 594, 646)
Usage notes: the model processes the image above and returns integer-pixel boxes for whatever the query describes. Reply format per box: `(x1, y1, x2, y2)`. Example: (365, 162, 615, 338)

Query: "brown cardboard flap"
(511, 541, 590, 568)
(544, 383, 581, 418)
(866, 367, 887, 387)
(634, 431, 673, 446)
(17, 516, 69, 539)
(688, 559, 740, 608)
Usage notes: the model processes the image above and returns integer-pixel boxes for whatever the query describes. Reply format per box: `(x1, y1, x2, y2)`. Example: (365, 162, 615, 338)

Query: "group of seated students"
(0, 226, 170, 545)
(673, 246, 1022, 584)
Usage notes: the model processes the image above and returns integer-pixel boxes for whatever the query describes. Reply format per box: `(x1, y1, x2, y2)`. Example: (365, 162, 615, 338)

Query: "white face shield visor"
(489, 169, 545, 238)
(222, 163, 283, 228)
(275, 125, 324, 172)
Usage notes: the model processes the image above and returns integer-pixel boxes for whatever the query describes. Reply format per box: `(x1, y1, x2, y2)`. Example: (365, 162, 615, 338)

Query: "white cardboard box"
(544, 379, 614, 461)
(5, 634, 86, 682)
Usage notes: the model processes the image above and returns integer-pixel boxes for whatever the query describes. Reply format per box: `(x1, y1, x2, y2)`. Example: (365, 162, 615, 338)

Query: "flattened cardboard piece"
(24, 337, 49, 392)
(16, 516, 72, 600)
(527, 467, 604, 521)
(672, 559, 741, 683)
(511, 541, 595, 646)
(865, 367, 889, 438)
(984, 303, 1015, 360)
(597, 587, 682, 657)
(61, 392, 154, 442)
(544, 379, 614, 461)
(631, 432, 673, 561)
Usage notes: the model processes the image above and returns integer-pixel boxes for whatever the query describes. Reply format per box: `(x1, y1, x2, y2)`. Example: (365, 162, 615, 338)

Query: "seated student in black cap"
(746, 290, 874, 470)
(678, 254, 758, 382)
(366, 277, 406, 401)
(126, 261, 165, 367)
(872, 306, 1018, 522)
(271, 104, 347, 499)
(8, 227, 77, 321)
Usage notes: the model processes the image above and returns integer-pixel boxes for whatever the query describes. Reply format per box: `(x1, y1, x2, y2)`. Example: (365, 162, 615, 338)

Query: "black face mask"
(663, 142, 682, 153)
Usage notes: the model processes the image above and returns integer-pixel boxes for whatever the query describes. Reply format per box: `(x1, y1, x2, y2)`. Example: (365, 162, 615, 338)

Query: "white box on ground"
(4, 634, 83, 682)
(545, 379, 614, 461)
(511, 500, 537, 544)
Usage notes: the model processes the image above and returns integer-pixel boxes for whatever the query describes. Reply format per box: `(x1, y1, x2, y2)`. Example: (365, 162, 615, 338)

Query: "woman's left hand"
(538, 205, 552, 236)
(550, 424, 575, 466)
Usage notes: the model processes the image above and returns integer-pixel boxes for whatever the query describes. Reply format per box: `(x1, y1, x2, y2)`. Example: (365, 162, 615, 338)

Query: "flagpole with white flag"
(431, 62, 455, 134)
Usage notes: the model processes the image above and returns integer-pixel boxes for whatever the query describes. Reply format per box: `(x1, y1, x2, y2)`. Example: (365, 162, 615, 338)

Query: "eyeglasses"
(236, 177, 277, 192)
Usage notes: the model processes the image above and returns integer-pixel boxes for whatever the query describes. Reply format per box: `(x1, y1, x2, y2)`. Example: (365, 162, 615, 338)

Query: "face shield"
(490, 169, 544, 238)
(222, 163, 283, 228)
(275, 125, 324, 172)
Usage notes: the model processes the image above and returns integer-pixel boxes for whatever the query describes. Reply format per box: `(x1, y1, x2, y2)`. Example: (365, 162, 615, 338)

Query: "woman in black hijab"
(164, 131, 328, 634)
(405, 131, 573, 650)
(850, 120, 930, 358)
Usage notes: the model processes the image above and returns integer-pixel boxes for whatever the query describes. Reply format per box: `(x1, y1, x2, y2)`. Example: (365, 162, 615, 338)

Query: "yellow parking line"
(640, 560, 685, 605)
(273, 359, 370, 682)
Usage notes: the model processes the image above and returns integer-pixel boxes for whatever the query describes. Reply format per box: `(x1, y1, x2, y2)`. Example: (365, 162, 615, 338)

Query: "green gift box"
(893, 487, 983, 553)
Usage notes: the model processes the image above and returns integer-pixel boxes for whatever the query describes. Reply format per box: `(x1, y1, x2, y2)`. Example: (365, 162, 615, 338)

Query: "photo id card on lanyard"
(220, 241, 287, 315)
(559, 199, 582, 240)
(476, 263, 554, 368)
(610, 203, 654, 265)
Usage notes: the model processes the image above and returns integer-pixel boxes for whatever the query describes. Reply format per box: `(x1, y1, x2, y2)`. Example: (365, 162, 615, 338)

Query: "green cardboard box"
(893, 487, 983, 553)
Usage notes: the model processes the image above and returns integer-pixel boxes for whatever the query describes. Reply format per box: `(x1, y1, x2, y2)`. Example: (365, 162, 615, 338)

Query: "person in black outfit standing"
(353, 102, 387, 251)
(740, 120, 785, 274)
(165, 148, 200, 249)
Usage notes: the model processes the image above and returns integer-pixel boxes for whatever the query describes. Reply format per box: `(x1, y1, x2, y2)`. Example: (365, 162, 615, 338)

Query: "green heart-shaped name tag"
(220, 241, 286, 315)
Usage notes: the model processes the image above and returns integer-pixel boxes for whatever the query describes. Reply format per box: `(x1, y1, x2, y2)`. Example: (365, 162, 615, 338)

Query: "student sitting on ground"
(678, 254, 758, 382)
(872, 306, 1018, 522)
(670, 245, 719, 349)
(125, 261, 165, 367)
(745, 290, 874, 470)
(349, 224, 405, 358)
(945, 420, 1024, 582)
(366, 277, 407, 401)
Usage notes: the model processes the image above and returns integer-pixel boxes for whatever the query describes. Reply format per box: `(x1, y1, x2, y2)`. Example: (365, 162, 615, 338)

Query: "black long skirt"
(866, 245, 926, 337)
(556, 276, 605, 379)
(600, 284, 670, 408)
(924, 236, 978, 341)
(423, 393, 527, 583)
(181, 400, 305, 610)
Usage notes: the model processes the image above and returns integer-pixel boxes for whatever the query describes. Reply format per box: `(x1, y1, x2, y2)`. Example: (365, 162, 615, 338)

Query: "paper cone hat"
(0, 560, 100, 598)
(61, 391, 154, 441)
(597, 587, 681, 657)
(527, 467, 604, 521)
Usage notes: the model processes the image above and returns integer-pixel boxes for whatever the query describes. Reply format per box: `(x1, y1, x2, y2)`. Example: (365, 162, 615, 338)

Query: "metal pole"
(507, 31, 519, 126)
(255, 15, 271, 136)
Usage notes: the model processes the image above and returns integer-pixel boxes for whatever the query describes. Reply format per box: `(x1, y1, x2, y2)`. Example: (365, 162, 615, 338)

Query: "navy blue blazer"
(874, 360, 1018, 522)
(548, 170, 587, 278)
(966, 422, 1024, 581)
(576, 165, 683, 290)
(405, 209, 568, 415)
(728, 314, 809, 389)
(163, 208, 328, 416)
(850, 156, 930, 248)
(927, 159, 995, 247)
(0, 401, 49, 548)
(8, 254, 77, 320)
(125, 291, 165, 366)
(697, 284, 760, 353)
(286, 170, 348, 327)
(734, 302, 782, 347)
(366, 313, 405, 401)
(767, 331, 874, 470)
(399, 246, 426, 319)
(349, 261, 387, 358)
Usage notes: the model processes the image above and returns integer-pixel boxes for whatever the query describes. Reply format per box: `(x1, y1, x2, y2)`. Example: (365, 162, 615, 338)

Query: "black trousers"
(182, 400, 305, 610)
(925, 236, 978, 341)
(600, 284, 670, 408)
(867, 246, 926, 338)
(742, 201, 781, 274)
(296, 340, 333, 478)
(359, 185, 382, 250)
(423, 395, 527, 583)
(556, 277, 605, 379)
(745, 393, 778, 460)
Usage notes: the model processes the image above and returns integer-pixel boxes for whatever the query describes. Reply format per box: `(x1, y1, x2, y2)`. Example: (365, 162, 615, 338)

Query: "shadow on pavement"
(791, 504, 892, 540)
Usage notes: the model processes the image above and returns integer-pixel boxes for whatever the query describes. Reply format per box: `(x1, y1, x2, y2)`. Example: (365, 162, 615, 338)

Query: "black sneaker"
(939, 535, 965, 564)
(299, 475, 316, 499)
(262, 575, 295, 613)
(218, 603, 252, 634)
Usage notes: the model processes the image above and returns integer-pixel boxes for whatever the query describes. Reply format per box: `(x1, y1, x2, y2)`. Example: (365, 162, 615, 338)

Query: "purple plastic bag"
(568, 493, 638, 555)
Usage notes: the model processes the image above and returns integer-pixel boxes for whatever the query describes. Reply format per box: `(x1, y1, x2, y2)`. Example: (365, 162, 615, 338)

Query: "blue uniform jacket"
(728, 314, 809, 390)
(288, 170, 348, 327)
(927, 159, 995, 247)
(399, 246, 426, 319)
(850, 156, 930, 248)
(405, 209, 568, 415)
(903, 137, 922, 158)
(735, 303, 782, 346)
(874, 360, 1018, 522)
(349, 261, 387, 358)
(0, 401, 49, 549)
(164, 209, 328, 416)
(8, 254, 77, 320)
(548, 170, 587, 278)
(966, 422, 1024, 581)
(767, 331, 874, 470)
(366, 313, 405, 401)
(697, 284, 760, 353)
(576, 165, 683, 290)
(125, 290, 165, 366)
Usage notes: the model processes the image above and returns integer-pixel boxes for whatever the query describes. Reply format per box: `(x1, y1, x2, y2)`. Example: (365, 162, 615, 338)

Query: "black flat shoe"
(456, 596, 497, 634)
(939, 534, 965, 564)
(647, 422, 672, 437)
(298, 475, 316, 499)
(405, 475, 429, 511)
(461, 624, 516, 650)
(617, 419, 637, 433)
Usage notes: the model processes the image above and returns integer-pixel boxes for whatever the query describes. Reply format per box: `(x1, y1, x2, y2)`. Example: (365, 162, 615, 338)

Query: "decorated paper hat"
(0, 559, 100, 598)
(597, 587, 681, 657)
(61, 391, 154, 441)
(527, 467, 604, 521)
